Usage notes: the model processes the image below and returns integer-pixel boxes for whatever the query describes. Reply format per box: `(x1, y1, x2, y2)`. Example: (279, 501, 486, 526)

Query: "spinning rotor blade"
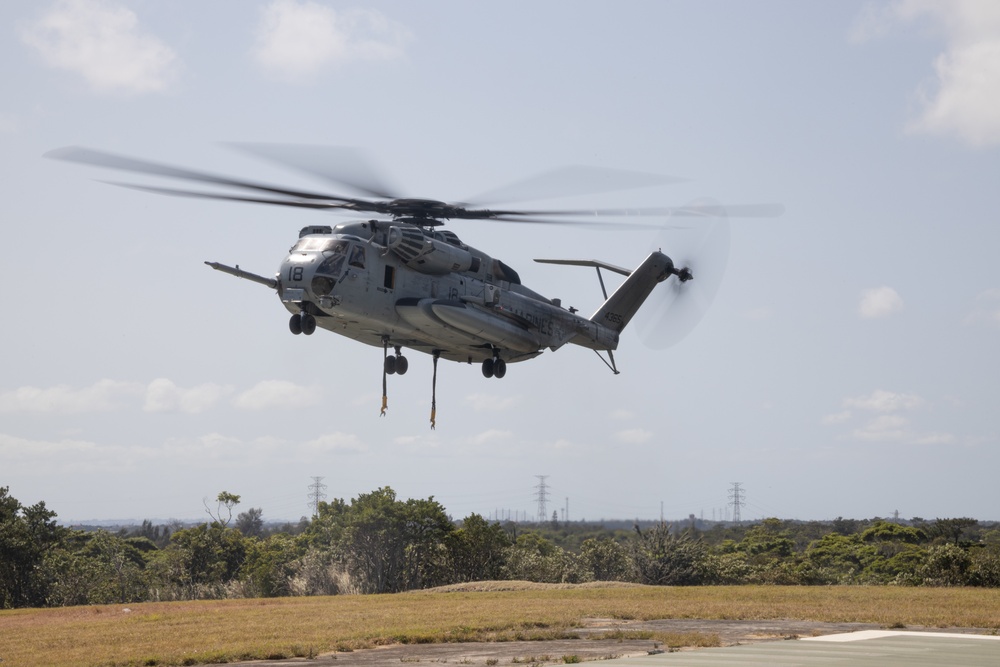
(44, 146, 356, 204)
(46, 145, 783, 234)
(107, 182, 354, 210)
(633, 199, 731, 349)
(467, 165, 686, 205)
(226, 142, 401, 199)
(493, 202, 784, 220)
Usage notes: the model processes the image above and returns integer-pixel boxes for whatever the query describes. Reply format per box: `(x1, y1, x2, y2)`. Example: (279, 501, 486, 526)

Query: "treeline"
(2, 485, 999, 609)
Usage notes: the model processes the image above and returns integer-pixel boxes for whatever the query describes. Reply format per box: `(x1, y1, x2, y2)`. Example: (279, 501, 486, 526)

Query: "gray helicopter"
(46, 145, 780, 426)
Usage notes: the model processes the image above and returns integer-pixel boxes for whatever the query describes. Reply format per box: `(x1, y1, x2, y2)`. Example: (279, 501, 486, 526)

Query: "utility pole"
(307, 476, 327, 517)
(728, 482, 745, 525)
(534, 475, 550, 522)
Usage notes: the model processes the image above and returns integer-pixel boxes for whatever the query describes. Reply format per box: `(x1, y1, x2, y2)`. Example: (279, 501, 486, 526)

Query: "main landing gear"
(481, 351, 506, 379)
(289, 311, 316, 335)
(381, 338, 410, 418)
(383, 345, 408, 375)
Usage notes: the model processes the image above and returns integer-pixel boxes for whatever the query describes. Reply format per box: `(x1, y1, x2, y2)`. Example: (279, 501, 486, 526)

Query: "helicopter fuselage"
(269, 220, 623, 366)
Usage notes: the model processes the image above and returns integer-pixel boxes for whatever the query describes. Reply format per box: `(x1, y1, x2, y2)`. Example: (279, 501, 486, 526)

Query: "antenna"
(534, 475, 550, 522)
(307, 476, 327, 517)
(728, 482, 745, 525)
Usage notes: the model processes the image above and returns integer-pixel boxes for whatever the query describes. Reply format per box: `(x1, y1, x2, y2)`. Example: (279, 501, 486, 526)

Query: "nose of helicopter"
(280, 252, 317, 289)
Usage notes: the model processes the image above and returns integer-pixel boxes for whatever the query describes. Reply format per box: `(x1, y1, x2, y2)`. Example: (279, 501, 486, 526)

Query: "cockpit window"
(293, 237, 341, 253)
(348, 244, 366, 269)
(317, 254, 345, 278)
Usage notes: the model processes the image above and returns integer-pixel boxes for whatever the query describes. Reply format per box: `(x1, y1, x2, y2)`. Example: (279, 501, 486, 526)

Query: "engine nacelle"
(386, 225, 474, 275)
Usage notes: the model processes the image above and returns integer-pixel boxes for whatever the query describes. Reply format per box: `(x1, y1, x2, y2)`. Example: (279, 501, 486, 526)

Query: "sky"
(2, 0, 999, 525)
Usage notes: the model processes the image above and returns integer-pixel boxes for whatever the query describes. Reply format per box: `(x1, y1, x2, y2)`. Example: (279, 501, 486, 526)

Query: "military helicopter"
(46, 145, 781, 427)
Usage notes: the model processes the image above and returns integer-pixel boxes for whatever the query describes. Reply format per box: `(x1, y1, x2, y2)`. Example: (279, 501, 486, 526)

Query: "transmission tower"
(728, 482, 745, 525)
(534, 475, 550, 522)
(307, 476, 328, 517)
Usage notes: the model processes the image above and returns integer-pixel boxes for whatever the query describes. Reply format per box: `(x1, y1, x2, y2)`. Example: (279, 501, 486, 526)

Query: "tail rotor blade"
(634, 199, 731, 349)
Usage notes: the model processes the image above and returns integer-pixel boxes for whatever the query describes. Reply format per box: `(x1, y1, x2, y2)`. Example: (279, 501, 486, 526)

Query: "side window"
(349, 244, 366, 269)
(384, 265, 395, 289)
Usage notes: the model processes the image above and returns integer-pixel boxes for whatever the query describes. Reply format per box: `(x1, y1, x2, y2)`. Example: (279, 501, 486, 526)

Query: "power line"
(534, 475, 550, 522)
(307, 476, 327, 517)
(728, 482, 745, 525)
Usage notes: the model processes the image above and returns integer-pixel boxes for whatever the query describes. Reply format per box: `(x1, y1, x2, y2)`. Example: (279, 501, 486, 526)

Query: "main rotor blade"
(45, 146, 365, 205)
(106, 182, 359, 211)
(466, 165, 686, 206)
(226, 142, 401, 200)
(487, 213, 683, 230)
(498, 202, 786, 219)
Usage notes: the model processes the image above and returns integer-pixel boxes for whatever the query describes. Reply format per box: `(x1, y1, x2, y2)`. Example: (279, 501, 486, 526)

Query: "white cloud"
(302, 432, 367, 454)
(829, 389, 957, 445)
(232, 380, 318, 410)
(615, 428, 653, 444)
(254, 1, 410, 81)
(0, 379, 143, 414)
(468, 429, 513, 446)
(852, 414, 912, 441)
(21, 0, 178, 94)
(859, 285, 903, 318)
(822, 410, 853, 425)
(852, 414, 956, 444)
(845, 389, 924, 412)
(852, 1, 1000, 147)
(144, 378, 232, 414)
(0, 432, 154, 474)
(464, 393, 522, 412)
(964, 287, 1000, 327)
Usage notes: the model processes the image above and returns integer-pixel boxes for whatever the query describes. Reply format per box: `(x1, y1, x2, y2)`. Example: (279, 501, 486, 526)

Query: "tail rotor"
(634, 199, 731, 349)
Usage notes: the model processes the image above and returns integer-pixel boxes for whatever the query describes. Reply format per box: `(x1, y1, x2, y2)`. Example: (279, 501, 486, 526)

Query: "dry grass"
(1, 583, 998, 667)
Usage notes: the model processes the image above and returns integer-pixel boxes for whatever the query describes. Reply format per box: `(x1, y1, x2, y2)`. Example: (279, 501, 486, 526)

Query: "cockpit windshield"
(293, 237, 341, 253)
(315, 240, 350, 278)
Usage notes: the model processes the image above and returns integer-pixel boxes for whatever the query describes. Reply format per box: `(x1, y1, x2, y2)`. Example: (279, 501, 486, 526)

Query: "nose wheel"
(289, 312, 316, 335)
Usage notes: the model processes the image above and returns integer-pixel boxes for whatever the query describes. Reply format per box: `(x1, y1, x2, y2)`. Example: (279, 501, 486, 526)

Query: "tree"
(148, 522, 250, 598)
(205, 491, 241, 527)
(931, 518, 979, 545)
(0, 487, 64, 608)
(335, 487, 454, 593)
(580, 537, 630, 582)
(629, 523, 706, 586)
(920, 543, 971, 586)
(447, 514, 511, 582)
(236, 508, 265, 538)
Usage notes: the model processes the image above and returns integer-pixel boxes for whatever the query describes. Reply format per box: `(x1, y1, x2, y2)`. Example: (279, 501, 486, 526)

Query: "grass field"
(2, 582, 999, 667)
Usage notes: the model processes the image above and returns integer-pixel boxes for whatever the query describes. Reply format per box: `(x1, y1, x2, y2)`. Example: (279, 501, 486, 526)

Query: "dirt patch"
(221, 617, 887, 666)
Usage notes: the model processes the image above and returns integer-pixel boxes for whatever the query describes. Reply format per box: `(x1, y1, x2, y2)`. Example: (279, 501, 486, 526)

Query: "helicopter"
(45, 145, 782, 427)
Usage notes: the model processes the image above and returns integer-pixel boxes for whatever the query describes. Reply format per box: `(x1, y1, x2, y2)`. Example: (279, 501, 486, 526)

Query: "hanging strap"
(430, 350, 440, 429)
(380, 337, 389, 416)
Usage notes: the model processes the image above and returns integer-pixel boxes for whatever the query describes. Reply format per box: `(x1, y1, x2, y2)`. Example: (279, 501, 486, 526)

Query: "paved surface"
(605, 630, 1000, 666)
(221, 620, 1000, 667)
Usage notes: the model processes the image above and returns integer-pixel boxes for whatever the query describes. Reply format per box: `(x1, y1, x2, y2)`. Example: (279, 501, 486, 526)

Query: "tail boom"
(590, 250, 673, 334)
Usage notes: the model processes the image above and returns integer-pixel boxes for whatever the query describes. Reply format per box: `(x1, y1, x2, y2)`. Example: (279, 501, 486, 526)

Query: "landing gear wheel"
(493, 358, 507, 379)
(395, 355, 408, 375)
(481, 358, 495, 378)
(301, 313, 316, 335)
(289, 314, 302, 335)
(384, 355, 397, 375)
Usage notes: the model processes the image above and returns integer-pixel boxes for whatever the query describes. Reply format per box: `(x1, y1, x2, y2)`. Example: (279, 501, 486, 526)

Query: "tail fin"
(590, 251, 673, 332)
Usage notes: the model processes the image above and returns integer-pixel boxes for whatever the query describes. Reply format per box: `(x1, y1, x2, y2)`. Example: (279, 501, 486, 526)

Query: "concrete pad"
(604, 630, 1000, 666)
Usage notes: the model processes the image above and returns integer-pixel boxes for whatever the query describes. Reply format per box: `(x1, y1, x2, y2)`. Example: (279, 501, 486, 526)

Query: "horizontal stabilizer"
(534, 258, 631, 277)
